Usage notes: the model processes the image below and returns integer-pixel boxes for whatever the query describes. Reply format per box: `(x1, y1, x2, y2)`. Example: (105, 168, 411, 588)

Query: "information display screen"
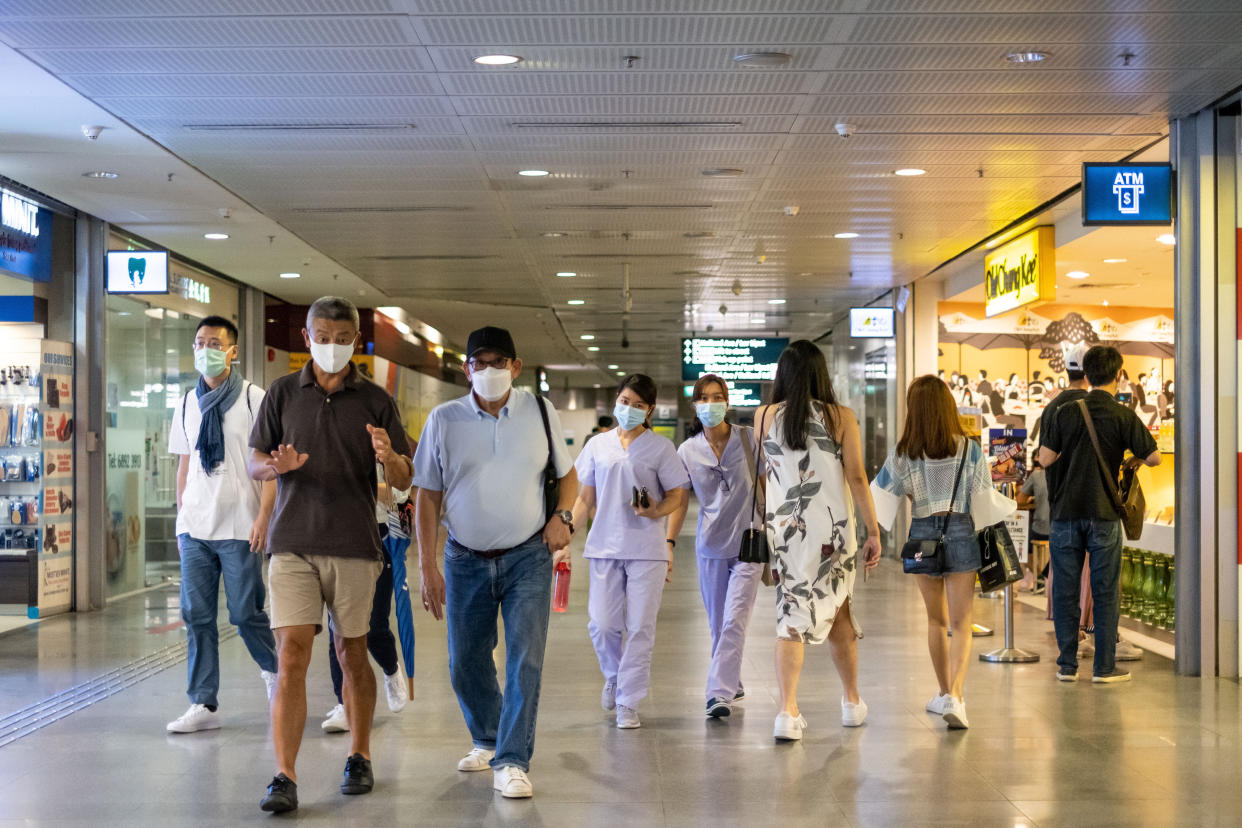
(681, 337, 787, 382)
(850, 308, 895, 338)
(106, 250, 169, 294)
(1082, 163, 1173, 226)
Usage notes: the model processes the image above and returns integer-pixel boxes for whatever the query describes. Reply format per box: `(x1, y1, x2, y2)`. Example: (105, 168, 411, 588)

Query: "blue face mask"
(613, 402, 648, 431)
(695, 401, 728, 428)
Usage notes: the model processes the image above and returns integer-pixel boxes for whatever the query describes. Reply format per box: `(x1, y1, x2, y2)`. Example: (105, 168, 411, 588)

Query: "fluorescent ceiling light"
(474, 54, 522, 65)
(82, 171, 118, 179)
(542, 232, 567, 237)
(567, 299, 585, 305)
(608, 364, 618, 369)
(1102, 257, 1127, 264)
(616, 371, 625, 376)
(377, 306, 401, 316)
(733, 52, 792, 67)
(750, 316, 766, 323)
(518, 169, 549, 177)
(580, 334, 595, 340)
(702, 168, 745, 177)
(204, 232, 229, 240)
(834, 232, 860, 239)
(768, 298, 786, 304)
(1156, 233, 1176, 245)
(556, 271, 576, 277)
(279, 272, 301, 279)
(894, 168, 926, 176)
(1005, 51, 1049, 63)
(1066, 270, 1090, 280)
(587, 346, 600, 352)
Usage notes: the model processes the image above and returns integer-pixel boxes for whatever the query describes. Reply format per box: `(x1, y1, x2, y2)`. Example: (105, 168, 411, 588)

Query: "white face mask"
(310, 341, 354, 374)
(471, 366, 513, 402)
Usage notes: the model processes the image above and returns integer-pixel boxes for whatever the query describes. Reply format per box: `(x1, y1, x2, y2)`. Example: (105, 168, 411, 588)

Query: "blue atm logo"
(1082, 162, 1172, 226)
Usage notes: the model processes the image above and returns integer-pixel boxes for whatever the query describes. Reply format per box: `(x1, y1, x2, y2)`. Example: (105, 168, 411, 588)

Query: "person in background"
(166, 315, 279, 734)
(248, 296, 413, 813)
(567, 374, 690, 730)
(414, 326, 577, 800)
(872, 376, 1010, 730)
(755, 341, 881, 741)
(1017, 458, 1049, 593)
(1039, 346, 1161, 684)
(584, 414, 615, 446)
(667, 374, 764, 720)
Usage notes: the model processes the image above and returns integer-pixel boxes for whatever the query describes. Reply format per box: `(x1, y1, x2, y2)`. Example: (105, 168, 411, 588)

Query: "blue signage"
(681, 337, 788, 382)
(0, 189, 53, 282)
(1082, 163, 1173, 226)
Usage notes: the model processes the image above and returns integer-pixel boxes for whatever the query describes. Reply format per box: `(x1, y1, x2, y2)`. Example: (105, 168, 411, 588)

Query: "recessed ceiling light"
(894, 168, 926, 176)
(542, 231, 567, 237)
(1005, 50, 1049, 64)
(556, 271, 576, 278)
(279, 272, 301, 279)
(204, 233, 229, 240)
(587, 345, 600, 352)
(518, 169, 549, 177)
(593, 383, 601, 388)
(768, 298, 786, 304)
(834, 232, 860, 239)
(474, 54, 522, 66)
(580, 334, 595, 340)
(567, 299, 585, 305)
(1102, 257, 1127, 264)
(616, 371, 625, 376)
(702, 168, 745, 177)
(1066, 270, 1090, 280)
(733, 52, 792, 67)
(1103, 300, 1110, 306)
(82, 171, 118, 179)
(750, 316, 766, 323)
(1156, 233, 1176, 245)
(608, 364, 619, 369)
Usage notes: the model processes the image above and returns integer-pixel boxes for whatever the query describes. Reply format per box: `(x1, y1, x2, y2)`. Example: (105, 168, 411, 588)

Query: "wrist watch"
(553, 509, 575, 533)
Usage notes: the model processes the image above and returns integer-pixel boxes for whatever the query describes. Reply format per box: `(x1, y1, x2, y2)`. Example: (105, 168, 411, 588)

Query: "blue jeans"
(178, 535, 278, 707)
(1050, 519, 1122, 675)
(444, 534, 552, 772)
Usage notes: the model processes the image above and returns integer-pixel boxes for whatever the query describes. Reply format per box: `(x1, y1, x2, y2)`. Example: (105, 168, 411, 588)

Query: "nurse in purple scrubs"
(567, 374, 690, 730)
(668, 374, 764, 720)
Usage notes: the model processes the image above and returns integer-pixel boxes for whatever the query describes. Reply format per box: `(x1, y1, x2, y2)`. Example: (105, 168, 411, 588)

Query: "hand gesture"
(861, 535, 882, 572)
(266, 444, 308, 475)
(367, 424, 395, 465)
(249, 516, 271, 553)
(420, 563, 446, 621)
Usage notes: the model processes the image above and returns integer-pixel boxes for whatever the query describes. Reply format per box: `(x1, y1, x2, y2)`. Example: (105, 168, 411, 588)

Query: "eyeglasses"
(710, 463, 731, 493)
(468, 357, 511, 371)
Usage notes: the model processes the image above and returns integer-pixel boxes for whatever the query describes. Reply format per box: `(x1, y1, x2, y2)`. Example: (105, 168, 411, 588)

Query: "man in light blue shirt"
(413, 326, 577, 800)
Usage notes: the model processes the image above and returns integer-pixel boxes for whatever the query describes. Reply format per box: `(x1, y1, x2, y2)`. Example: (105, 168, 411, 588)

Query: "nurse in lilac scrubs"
(567, 374, 690, 730)
(668, 374, 764, 720)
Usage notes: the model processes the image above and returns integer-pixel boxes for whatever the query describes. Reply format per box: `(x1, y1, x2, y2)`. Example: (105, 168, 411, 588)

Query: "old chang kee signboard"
(983, 226, 1055, 318)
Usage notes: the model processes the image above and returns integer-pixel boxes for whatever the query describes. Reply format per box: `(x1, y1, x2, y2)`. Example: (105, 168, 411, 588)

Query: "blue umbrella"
(385, 502, 416, 692)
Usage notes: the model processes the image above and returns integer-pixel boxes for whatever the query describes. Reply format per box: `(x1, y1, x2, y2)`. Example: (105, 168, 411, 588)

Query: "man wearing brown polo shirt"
(247, 296, 412, 814)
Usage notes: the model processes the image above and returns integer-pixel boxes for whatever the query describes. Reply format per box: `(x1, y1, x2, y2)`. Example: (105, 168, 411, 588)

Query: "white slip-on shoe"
(616, 704, 641, 729)
(773, 712, 807, 741)
(321, 703, 349, 733)
(493, 766, 533, 799)
(457, 747, 495, 772)
(601, 680, 617, 712)
(384, 671, 408, 713)
(943, 697, 970, 729)
(1115, 639, 1144, 661)
(841, 697, 868, 727)
(166, 703, 220, 734)
(261, 670, 278, 703)
(925, 693, 950, 714)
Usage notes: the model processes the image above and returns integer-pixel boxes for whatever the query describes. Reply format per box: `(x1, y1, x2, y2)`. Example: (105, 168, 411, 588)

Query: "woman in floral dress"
(754, 340, 881, 741)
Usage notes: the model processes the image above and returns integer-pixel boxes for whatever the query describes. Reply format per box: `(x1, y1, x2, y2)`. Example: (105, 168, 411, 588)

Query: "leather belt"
(451, 531, 543, 560)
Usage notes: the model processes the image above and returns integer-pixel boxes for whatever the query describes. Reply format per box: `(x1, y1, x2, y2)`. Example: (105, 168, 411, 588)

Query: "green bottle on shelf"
(1167, 555, 1176, 632)
(1141, 553, 1158, 626)
(1119, 548, 1133, 615)
(1153, 556, 1168, 629)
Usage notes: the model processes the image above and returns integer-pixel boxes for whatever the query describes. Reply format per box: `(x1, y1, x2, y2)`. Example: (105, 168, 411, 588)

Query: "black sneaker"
(706, 697, 731, 718)
(1056, 669, 1078, 683)
(733, 688, 745, 703)
(260, 774, 298, 813)
(341, 753, 374, 795)
(1092, 668, 1131, 684)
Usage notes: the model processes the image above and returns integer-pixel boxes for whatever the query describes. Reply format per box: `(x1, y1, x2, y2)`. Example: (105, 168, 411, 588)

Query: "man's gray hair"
(307, 296, 360, 330)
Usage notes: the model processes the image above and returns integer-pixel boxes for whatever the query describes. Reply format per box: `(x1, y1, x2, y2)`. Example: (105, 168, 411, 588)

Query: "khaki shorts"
(268, 553, 382, 639)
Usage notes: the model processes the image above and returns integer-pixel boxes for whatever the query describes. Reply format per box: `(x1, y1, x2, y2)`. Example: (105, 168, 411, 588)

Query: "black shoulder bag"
(900, 445, 968, 575)
(1076, 398, 1146, 540)
(737, 425, 770, 565)
(535, 395, 559, 521)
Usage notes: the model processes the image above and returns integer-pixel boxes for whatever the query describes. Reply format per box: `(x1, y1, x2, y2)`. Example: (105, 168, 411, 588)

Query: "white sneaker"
(943, 697, 969, 729)
(925, 693, 950, 715)
(166, 703, 220, 734)
(457, 747, 495, 772)
(773, 711, 807, 741)
(493, 765, 533, 799)
(615, 704, 641, 729)
(321, 703, 349, 733)
(841, 697, 868, 727)
(601, 680, 617, 712)
(261, 670, 278, 703)
(384, 671, 408, 713)
(1115, 639, 1144, 661)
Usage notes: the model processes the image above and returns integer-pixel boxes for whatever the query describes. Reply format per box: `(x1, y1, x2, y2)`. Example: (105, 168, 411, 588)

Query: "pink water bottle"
(553, 562, 571, 613)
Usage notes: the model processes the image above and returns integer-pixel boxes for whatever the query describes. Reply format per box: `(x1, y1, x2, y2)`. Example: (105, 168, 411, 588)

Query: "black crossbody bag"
(535, 395, 559, 521)
(737, 425, 770, 565)
(901, 445, 968, 575)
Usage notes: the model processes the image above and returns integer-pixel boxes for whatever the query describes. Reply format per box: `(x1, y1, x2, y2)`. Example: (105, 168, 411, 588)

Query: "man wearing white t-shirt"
(166, 316, 279, 734)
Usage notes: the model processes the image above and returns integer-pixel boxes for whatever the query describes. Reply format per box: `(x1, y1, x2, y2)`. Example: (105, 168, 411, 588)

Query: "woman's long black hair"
(769, 340, 838, 450)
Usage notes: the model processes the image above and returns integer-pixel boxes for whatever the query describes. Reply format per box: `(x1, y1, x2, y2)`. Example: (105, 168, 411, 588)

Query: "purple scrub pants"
(587, 558, 667, 710)
(697, 556, 763, 703)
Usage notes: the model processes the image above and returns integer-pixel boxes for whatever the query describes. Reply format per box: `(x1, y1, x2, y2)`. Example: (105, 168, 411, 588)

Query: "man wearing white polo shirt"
(414, 326, 577, 800)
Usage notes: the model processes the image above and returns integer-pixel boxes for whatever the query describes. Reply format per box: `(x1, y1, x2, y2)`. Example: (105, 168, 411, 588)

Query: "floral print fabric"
(762, 404, 861, 645)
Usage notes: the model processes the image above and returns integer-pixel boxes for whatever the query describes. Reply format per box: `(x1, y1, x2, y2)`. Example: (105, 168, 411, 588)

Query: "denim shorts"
(907, 514, 980, 574)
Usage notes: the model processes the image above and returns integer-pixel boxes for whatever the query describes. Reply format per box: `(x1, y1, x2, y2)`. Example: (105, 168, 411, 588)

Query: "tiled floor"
(0, 526, 1238, 827)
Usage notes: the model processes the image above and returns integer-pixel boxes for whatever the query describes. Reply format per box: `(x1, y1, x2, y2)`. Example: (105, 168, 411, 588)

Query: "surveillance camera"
(81, 125, 105, 141)
(834, 122, 855, 139)
(731, 279, 743, 297)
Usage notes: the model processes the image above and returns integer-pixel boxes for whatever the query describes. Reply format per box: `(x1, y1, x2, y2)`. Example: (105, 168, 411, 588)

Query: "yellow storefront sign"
(983, 226, 1056, 317)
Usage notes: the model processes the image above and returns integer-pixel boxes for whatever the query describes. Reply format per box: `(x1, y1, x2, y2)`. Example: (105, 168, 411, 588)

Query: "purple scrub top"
(677, 426, 759, 560)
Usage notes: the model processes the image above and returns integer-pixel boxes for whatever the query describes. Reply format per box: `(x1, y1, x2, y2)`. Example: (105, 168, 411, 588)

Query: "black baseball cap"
(466, 326, 517, 360)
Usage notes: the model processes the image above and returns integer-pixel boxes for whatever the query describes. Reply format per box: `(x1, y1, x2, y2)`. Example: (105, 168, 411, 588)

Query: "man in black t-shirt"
(1038, 346, 1160, 685)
